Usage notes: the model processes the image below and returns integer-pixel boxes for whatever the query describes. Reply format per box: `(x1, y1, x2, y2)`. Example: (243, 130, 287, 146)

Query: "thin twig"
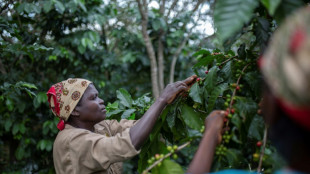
(257, 125, 268, 173)
(226, 63, 251, 127)
(219, 56, 238, 66)
(142, 141, 191, 174)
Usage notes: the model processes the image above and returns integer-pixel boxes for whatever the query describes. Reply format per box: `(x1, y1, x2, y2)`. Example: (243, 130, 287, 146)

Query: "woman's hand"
(187, 110, 226, 174)
(159, 75, 197, 104)
(204, 110, 226, 145)
(130, 75, 197, 150)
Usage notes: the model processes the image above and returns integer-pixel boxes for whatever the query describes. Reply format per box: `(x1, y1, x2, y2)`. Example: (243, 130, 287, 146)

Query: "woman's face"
(75, 84, 106, 124)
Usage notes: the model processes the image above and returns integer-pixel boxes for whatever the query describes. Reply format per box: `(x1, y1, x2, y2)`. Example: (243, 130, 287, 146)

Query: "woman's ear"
(71, 108, 80, 117)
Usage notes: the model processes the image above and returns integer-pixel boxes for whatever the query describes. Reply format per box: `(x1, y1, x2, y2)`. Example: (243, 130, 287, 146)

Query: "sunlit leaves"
(121, 109, 136, 119)
(116, 88, 133, 108)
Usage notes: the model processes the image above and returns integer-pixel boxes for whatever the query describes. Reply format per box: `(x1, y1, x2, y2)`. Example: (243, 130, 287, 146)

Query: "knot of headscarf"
(47, 78, 92, 130)
(261, 7, 310, 131)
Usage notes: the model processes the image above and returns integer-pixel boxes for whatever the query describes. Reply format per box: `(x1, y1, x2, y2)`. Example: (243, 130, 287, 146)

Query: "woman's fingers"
(183, 75, 197, 86)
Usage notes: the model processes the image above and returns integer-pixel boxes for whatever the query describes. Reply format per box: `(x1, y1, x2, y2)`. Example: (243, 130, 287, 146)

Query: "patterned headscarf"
(261, 7, 310, 131)
(47, 78, 92, 130)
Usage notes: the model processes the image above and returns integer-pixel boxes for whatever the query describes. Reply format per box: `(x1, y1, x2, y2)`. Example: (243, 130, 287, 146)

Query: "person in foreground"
(47, 75, 197, 174)
(187, 7, 310, 174)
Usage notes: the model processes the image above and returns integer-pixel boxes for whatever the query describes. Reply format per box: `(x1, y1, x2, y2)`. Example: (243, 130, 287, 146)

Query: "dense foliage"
(0, 0, 309, 173)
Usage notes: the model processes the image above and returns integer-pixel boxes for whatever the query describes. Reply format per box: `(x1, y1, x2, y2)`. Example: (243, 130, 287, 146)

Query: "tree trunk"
(136, 0, 160, 98)
(157, 36, 165, 91)
(143, 25, 160, 98)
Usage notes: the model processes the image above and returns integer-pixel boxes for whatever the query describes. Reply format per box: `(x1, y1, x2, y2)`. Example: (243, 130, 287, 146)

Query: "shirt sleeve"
(69, 128, 140, 170)
(99, 119, 138, 135)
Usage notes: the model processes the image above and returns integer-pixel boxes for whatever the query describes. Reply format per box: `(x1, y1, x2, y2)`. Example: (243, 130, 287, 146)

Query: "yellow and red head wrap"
(47, 78, 92, 130)
(261, 7, 310, 131)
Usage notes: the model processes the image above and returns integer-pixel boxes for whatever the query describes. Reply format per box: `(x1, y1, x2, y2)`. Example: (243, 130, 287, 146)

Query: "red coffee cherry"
(256, 141, 262, 147)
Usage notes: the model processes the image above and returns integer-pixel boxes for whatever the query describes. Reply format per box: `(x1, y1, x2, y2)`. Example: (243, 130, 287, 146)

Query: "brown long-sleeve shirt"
(53, 119, 140, 174)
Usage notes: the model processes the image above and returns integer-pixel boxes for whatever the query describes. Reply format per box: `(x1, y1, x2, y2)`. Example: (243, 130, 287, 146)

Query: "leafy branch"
(142, 141, 191, 174)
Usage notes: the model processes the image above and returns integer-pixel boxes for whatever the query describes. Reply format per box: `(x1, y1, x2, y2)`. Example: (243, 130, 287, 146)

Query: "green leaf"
(166, 111, 176, 129)
(192, 49, 211, 57)
(15, 146, 25, 160)
(77, 44, 86, 54)
(81, 38, 88, 47)
(260, 0, 281, 16)
(244, 71, 262, 97)
(180, 104, 203, 130)
(77, 0, 87, 12)
(166, 104, 178, 129)
(193, 55, 215, 69)
(17, 102, 26, 113)
(46, 140, 53, 151)
(214, 0, 259, 42)
(116, 88, 133, 108)
(24, 88, 36, 97)
(248, 115, 264, 140)
(43, 0, 54, 13)
(37, 92, 48, 103)
(19, 124, 26, 134)
(39, 140, 46, 150)
(128, 113, 135, 120)
(225, 148, 242, 166)
(221, 61, 232, 78)
(85, 38, 94, 50)
(54, 0, 65, 14)
(254, 17, 270, 51)
(152, 159, 184, 174)
(150, 106, 170, 141)
(107, 101, 119, 110)
(151, 18, 166, 31)
(33, 97, 40, 109)
(16, 3, 26, 14)
(13, 123, 19, 135)
(20, 82, 37, 89)
(204, 66, 219, 92)
(121, 109, 136, 119)
(106, 109, 123, 117)
(234, 97, 258, 116)
(122, 52, 136, 63)
(4, 119, 12, 132)
(231, 114, 242, 131)
(207, 83, 228, 112)
(6, 98, 14, 111)
(87, 31, 100, 43)
(189, 83, 202, 104)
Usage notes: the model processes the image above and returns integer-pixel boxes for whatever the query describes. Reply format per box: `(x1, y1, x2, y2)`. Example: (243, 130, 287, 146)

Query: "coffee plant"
(107, 49, 284, 173)
(106, 0, 309, 173)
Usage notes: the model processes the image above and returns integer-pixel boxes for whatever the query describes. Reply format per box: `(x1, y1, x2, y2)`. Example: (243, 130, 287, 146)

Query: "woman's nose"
(99, 98, 104, 104)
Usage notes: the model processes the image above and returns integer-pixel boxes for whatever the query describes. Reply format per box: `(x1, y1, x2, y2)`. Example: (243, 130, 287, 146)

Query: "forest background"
(0, 0, 308, 173)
